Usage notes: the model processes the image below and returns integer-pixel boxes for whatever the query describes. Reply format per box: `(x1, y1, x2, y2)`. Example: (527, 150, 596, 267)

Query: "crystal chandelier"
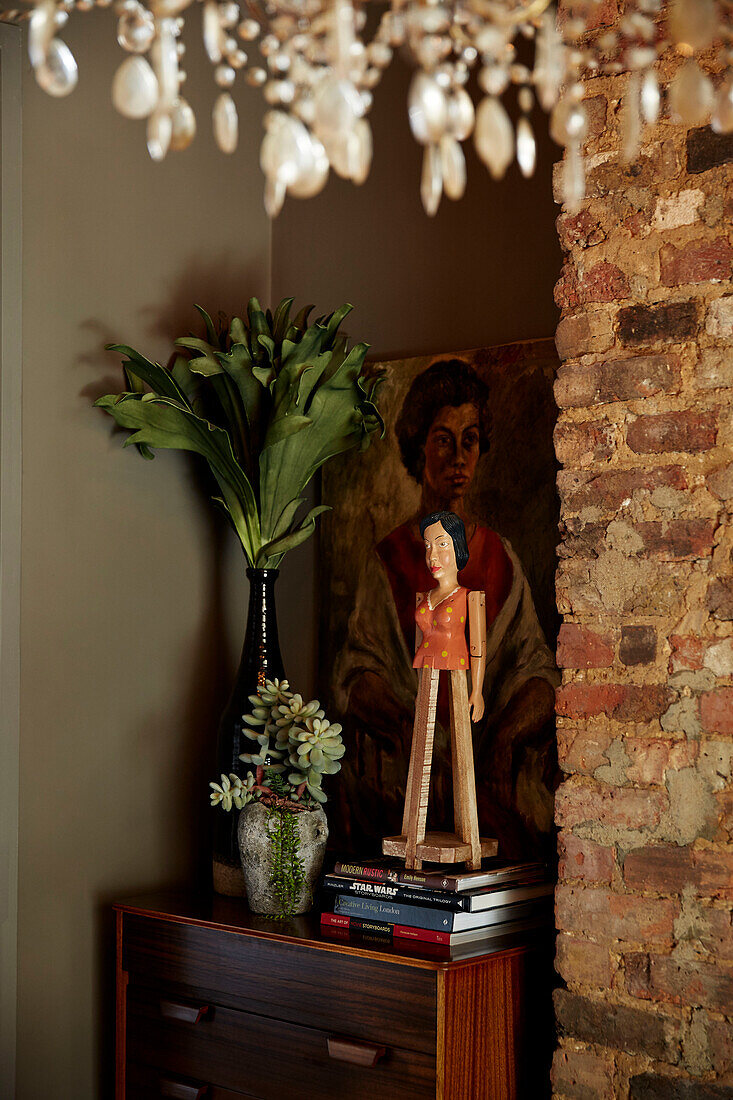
(6, 0, 733, 216)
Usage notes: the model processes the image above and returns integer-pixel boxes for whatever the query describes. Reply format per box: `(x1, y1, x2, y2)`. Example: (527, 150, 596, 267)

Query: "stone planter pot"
(238, 801, 328, 916)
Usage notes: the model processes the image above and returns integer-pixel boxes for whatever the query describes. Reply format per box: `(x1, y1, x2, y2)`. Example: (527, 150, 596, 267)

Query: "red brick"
(627, 410, 717, 454)
(557, 624, 615, 669)
(696, 905, 733, 956)
(579, 262, 630, 304)
(623, 845, 696, 894)
(555, 263, 581, 310)
(625, 739, 698, 786)
(601, 354, 681, 403)
(551, 1046, 615, 1100)
(618, 300, 698, 346)
(556, 311, 614, 360)
(558, 729, 612, 775)
(556, 780, 668, 830)
(624, 211, 646, 237)
(660, 238, 733, 286)
(556, 885, 677, 946)
(556, 683, 671, 722)
(559, 834, 615, 883)
(669, 635, 706, 672)
(556, 208, 606, 252)
(555, 418, 615, 466)
(693, 848, 733, 900)
(700, 688, 733, 735)
(636, 519, 717, 561)
(555, 354, 682, 409)
(558, 465, 687, 513)
(625, 952, 733, 1011)
(556, 934, 614, 990)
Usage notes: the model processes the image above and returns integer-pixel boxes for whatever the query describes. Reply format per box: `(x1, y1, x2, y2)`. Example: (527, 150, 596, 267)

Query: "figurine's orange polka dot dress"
(412, 586, 469, 671)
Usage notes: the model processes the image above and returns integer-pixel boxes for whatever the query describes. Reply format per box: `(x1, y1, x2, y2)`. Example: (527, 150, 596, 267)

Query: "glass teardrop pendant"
(213, 92, 238, 154)
(474, 96, 514, 180)
(112, 55, 159, 119)
(420, 142, 442, 216)
(516, 116, 536, 178)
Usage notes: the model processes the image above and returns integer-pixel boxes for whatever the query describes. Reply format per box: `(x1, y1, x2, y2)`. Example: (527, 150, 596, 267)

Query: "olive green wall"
(12, 21, 560, 1100)
(15, 23, 272, 1099)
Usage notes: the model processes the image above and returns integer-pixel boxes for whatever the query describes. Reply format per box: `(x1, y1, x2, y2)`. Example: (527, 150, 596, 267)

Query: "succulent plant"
(96, 298, 384, 568)
(212, 679, 344, 810)
(209, 772, 255, 812)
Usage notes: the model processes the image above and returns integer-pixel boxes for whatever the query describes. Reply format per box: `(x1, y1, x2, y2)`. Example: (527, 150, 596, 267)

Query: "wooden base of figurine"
(382, 833, 498, 867)
(386, 665, 497, 871)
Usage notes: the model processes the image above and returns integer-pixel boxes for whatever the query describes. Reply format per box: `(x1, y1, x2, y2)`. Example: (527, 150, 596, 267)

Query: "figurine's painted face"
(421, 403, 480, 503)
(423, 521, 457, 583)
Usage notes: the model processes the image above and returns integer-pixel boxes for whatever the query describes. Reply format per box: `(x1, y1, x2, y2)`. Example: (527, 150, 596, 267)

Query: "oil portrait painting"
(320, 341, 562, 862)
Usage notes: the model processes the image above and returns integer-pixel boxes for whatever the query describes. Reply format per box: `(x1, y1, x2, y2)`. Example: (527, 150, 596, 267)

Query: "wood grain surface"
(115, 893, 551, 1100)
(127, 984, 435, 1099)
(123, 914, 437, 1054)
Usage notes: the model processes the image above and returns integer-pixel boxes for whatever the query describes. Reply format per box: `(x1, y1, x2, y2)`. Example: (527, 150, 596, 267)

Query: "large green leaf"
(174, 337, 222, 376)
(95, 392, 261, 563)
(272, 297, 294, 343)
(256, 504, 331, 567)
(258, 341, 380, 538)
(194, 304, 219, 347)
(106, 344, 191, 407)
(324, 303, 353, 346)
(170, 354, 205, 417)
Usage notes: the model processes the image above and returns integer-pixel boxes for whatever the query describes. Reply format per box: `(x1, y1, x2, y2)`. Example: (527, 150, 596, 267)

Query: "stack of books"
(319, 856, 554, 948)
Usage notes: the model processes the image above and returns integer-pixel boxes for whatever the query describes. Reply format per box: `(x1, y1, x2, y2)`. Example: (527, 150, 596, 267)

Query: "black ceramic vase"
(213, 567, 284, 896)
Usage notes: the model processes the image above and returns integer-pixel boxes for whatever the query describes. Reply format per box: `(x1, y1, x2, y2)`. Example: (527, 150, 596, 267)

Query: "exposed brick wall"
(551, 20, 733, 1100)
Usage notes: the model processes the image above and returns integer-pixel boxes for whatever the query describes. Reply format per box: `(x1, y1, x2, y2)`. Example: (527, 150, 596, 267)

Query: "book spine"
(321, 878, 465, 911)
(334, 894, 456, 931)
(320, 911, 452, 945)
(332, 860, 461, 890)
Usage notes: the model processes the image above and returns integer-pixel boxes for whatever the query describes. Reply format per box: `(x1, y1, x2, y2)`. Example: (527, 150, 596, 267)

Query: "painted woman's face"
(421, 403, 481, 504)
(423, 521, 457, 583)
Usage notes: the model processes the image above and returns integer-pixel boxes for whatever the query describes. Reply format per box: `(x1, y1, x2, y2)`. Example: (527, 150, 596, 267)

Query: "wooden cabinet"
(115, 892, 551, 1100)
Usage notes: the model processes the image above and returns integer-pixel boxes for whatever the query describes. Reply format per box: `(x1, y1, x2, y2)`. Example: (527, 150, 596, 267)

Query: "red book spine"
(320, 910, 452, 945)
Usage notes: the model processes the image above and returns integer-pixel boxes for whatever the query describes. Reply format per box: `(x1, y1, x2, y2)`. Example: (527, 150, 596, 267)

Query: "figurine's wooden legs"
(402, 667, 440, 869)
(384, 667, 496, 869)
(449, 670, 483, 871)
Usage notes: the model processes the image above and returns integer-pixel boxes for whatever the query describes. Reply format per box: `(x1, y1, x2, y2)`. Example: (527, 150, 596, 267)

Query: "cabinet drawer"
(127, 1062, 255, 1098)
(122, 914, 437, 1055)
(126, 985, 436, 1100)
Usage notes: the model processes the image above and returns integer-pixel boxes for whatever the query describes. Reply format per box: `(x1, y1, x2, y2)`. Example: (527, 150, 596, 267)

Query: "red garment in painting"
(413, 587, 469, 671)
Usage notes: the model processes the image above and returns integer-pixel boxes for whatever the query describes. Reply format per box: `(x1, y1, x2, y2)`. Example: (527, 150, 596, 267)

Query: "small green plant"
(209, 679, 344, 918)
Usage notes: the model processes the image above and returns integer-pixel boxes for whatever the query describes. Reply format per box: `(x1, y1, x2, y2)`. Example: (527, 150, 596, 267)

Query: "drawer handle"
(158, 1075, 209, 1099)
(159, 999, 210, 1025)
(327, 1036, 386, 1067)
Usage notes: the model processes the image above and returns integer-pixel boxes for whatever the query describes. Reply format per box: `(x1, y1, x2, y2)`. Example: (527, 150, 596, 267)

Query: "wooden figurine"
(383, 511, 498, 870)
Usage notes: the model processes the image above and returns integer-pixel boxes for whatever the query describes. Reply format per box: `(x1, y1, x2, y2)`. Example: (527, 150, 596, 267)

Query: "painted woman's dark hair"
(419, 511, 469, 571)
(395, 359, 491, 483)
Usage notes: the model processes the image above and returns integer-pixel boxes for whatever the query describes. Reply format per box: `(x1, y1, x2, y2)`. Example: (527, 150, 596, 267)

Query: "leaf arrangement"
(96, 297, 384, 568)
